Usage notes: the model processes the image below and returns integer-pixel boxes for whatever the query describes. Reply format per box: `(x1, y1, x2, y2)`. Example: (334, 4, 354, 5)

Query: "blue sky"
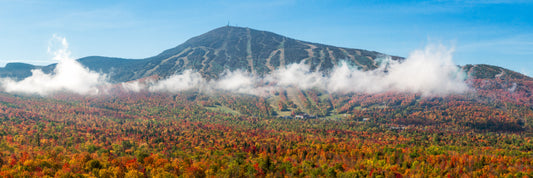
(0, 0, 532, 76)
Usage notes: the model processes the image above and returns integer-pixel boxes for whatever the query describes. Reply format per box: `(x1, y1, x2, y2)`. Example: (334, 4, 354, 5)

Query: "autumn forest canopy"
(0, 71, 532, 177)
(0, 28, 532, 177)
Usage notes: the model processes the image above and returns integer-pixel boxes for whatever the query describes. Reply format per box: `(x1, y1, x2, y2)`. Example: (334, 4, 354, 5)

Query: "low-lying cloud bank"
(326, 44, 469, 95)
(131, 44, 469, 96)
(0, 38, 469, 96)
(0, 35, 108, 96)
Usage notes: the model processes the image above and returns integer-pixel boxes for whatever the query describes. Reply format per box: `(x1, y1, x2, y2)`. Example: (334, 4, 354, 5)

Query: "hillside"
(143, 26, 404, 79)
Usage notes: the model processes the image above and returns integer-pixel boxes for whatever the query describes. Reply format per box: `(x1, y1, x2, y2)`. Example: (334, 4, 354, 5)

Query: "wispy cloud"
(458, 33, 533, 55)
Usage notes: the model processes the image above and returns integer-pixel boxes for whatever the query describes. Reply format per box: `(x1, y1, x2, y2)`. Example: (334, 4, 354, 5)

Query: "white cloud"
(0, 35, 108, 96)
(148, 70, 207, 93)
(267, 62, 327, 90)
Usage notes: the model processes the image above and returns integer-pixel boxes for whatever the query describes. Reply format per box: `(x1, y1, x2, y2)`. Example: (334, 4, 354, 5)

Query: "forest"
(0, 75, 532, 177)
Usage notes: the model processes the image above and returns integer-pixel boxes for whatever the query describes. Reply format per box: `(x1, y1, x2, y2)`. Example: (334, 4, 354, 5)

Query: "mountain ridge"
(0, 26, 530, 82)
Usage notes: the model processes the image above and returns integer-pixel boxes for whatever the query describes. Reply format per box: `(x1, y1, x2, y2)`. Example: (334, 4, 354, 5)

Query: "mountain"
(463, 64, 530, 80)
(0, 62, 39, 79)
(143, 26, 404, 78)
(0, 26, 404, 82)
(0, 26, 530, 83)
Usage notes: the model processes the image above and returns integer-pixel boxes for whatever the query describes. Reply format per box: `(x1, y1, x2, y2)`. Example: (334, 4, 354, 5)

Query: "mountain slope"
(141, 26, 403, 79)
(463, 64, 530, 80)
(0, 62, 39, 79)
